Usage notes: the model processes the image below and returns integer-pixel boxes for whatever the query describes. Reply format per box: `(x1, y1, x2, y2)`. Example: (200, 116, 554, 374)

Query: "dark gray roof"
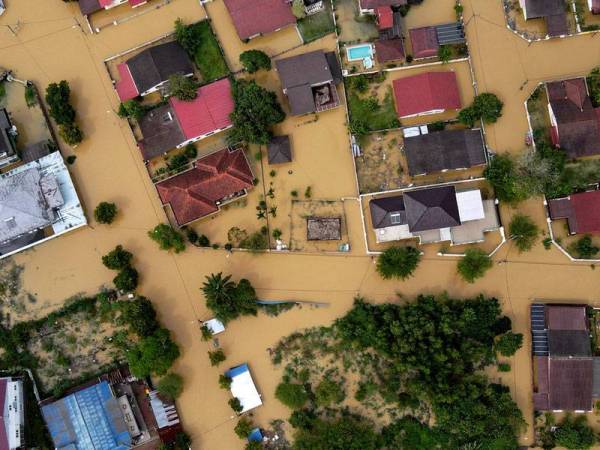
(138, 103, 186, 160)
(404, 185, 461, 232)
(524, 0, 565, 18)
(21, 141, 51, 164)
(127, 41, 194, 95)
(0, 109, 16, 161)
(435, 22, 465, 45)
(78, 0, 102, 15)
(404, 129, 486, 176)
(369, 195, 406, 229)
(267, 135, 292, 164)
(324, 51, 343, 85)
(548, 330, 592, 357)
(286, 85, 317, 116)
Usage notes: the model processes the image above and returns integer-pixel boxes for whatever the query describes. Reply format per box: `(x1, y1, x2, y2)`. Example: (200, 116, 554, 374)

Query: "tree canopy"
(119, 297, 159, 337)
(554, 415, 595, 450)
(168, 73, 197, 101)
(509, 214, 539, 252)
(45, 81, 75, 126)
(102, 245, 133, 270)
(94, 202, 118, 224)
(201, 273, 258, 323)
(457, 248, 493, 283)
(118, 100, 145, 121)
(458, 92, 503, 127)
(228, 79, 285, 145)
(239, 50, 272, 73)
(113, 266, 139, 292)
(292, 416, 379, 450)
(157, 372, 184, 400)
(495, 332, 523, 357)
(127, 327, 180, 378)
(376, 246, 421, 280)
(275, 382, 308, 409)
(148, 224, 186, 253)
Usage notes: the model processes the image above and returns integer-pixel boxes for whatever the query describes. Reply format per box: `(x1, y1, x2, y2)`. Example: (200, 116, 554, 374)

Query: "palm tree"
(202, 273, 236, 323)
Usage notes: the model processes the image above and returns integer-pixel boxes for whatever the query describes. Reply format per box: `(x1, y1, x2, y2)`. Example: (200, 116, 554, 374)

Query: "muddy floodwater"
(3, 0, 600, 448)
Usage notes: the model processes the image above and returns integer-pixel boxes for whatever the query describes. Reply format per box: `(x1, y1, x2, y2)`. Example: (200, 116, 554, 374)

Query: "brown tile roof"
(156, 148, 254, 225)
(548, 191, 600, 234)
(374, 38, 405, 63)
(409, 27, 439, 59)
(223, 0, 296, 40)
(549, 358, 593, 410)
(547, 305, 588, 330)
(267, 135, 292, 164)
(523, 0, 565, 18)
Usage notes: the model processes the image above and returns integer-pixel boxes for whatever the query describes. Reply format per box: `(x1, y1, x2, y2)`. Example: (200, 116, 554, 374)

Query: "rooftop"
(0, 377, 24, 450)
(409, 27, 439, 59)
(374, 39, 405, 63)
(393, 72, 461, 118)
(404, 185, 461, 232)
(267, 135, 292, 164)
(0, 109, 17, 163)
(223, 0, 296, 40)
(548, 190, 600, 234)
(359, 0, 406, 11)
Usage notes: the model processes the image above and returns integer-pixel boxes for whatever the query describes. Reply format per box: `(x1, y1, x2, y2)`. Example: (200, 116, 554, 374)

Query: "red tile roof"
(376, 6, 393, 30)
(170, 78, 234, 141)
(374, 38, 405, 63)
(98, 0, 113, 7)
(409, 26, 439, 59)
(156, 148, 254, 225)
(129, 0, 147, 6)
(223, 0, 296, 40)
(393, 71, 461, 118)
(571, 190, 600, 233)
(115, 63, 139, 102)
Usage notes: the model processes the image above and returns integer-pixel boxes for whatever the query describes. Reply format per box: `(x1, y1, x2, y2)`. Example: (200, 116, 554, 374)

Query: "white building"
(0, 377, 25, 450)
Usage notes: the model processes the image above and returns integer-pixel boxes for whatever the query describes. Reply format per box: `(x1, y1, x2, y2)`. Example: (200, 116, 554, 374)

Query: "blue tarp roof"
(248, 428, 263, 442)
(41, 380, 132, 450)
(226, 363, 249, 379)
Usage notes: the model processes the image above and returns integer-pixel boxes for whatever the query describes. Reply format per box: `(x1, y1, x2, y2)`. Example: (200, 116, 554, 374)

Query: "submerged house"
(0, 377, 25, 450)
(547, 190, 600, 235)
(156, 147, 254, 226)
(373, 6, 404, 63)
(78, 0, 149, 18)
(223, 0, 296, 41)
(519, 0, 568, 37)
(138, 78, 234, 160)
(409, 23, 466, 59)
(393, 71, 461, 119)
(369, 185, 500, 245)
(546, 77, 600, 159)
(225, 364, 262, 413)
(275, 50, 343, 116)
(531, 304, 597, 412)
(114, 41, 194, 102)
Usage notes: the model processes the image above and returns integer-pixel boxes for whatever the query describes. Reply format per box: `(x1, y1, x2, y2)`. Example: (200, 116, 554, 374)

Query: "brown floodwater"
(3, 0, 600, 447)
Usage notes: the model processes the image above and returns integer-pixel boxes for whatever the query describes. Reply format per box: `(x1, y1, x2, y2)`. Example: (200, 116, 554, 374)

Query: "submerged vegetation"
(346, 74, 400, 134)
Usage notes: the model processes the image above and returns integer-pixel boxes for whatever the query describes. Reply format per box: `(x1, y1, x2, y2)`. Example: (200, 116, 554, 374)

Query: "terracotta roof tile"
(393, 71, 461, 118)
(223, 0, 296, 40)
(409, 27, 439, 59)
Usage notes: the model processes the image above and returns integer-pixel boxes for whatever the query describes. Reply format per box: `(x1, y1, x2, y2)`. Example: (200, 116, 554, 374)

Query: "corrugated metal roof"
(435, 22, 465, 45)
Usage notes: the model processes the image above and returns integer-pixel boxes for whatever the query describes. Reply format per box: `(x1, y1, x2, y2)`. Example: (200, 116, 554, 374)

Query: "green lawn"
(192, 21, 230, 82)
(297, 3, 335, 43)
(347, 87, 400, 133)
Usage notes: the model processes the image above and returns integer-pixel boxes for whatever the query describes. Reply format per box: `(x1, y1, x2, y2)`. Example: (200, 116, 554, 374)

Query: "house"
(267, 135, 292, 164)
(358, 0, 406, 15)
(369, 185, 500, 245)
(149, 390, 183, 443)
(546, 78, 600, 159)
(115, 41, 194, 102)
(410, 23, 465, 59)
(392, 72, 461, 118)
(519, 0, 568, 37)
(0, 151, 86, 259)
(225, 364, 262, 413)
(531, 304, 596, 412)
(590, 0, 600, 14)
(373, 6, 404, 63)
(547, 190, 600, 234)
(275, 50, 343, 116)
(223, 0, 296, 41)
(0, 377, 25, 450)
(0, 109, 19, 168)
(138, 78, 234, 160)
(403, 128, 487, 176)
(156, 147, 254, 226)
(307, 217, 342, 241)
(78, 0, 148, 17)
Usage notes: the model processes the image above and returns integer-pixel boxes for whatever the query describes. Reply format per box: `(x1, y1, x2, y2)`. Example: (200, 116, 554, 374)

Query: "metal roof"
(435, 22, 465, 45)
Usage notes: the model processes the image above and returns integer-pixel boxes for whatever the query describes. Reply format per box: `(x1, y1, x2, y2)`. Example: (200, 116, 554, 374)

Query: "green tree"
(234, 417, 254, 438)
(102, 245, 133, 270)
(484, 153, 528, 203)
(202, 273, 258, 323)
(173, 432, 192, 450)
(314, 378, 345, 406)
(167, 153, 189, 171)
(174, 18, 202, 53)
(200, 323, 213, 341)
(208, 348, 226, 366)
(509, 214, 539, 252)
(473, 92, 504, 124)
(292, 0, 306, 18)
(148, 224, 186, 253)
(554, 415, 595, 450)
(275, 382, 308, 409)
(113, 266, 139, 292)
(45, 80, 75, 125)
(119, 297, 159, 337)
(495, 332, 523, 357)
(292, 416, 379, 450)
(59, 122, 83, 145)
(169, 73, 197, 101)
(219, 374, 232, 389)
(229, 397, 243, 413)
(117, 100, 145, 121)
(240, 50, 272, 73)
(457, 106, 478, 127)
(437, 45, 452, 63)
(376, 246, 421, 280)
(569, 235, 600, 259)
(127, 328, 180, 377)
(94, 202, 118, 224)
(157, 372, 184, 400)
(457, 248, 493, 283)
(381, 417, 446, 449)
(228, 80, 285, 145)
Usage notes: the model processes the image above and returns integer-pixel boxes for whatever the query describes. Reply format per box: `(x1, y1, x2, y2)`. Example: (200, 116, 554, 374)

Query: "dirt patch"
(289, 200, 350, 252)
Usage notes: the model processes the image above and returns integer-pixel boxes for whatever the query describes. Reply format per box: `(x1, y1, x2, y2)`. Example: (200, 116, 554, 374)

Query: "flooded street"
(3, 0, 600, 447)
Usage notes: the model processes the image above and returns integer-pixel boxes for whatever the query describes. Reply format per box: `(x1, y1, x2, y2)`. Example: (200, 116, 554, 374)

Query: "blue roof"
(226, 363, 249, 379)
(41, 381, 132, 450)
(248, 427, 263, 442)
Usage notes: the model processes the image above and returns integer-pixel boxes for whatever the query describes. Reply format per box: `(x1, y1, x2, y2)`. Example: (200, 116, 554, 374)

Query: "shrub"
(304, 186, 312, 198)
(473, 92, 503, 124)
(157, 373, 184, 400)
(457, 248, 493, 283)
(495, 332, 523, 357)
(509, 214, 539, 252)
(45, 80, 75, 126)
(113, 266, 139, 292)
(186, 228, 199, 245)
(275, 382, 308, 409)
(94, 202, 118, 224)
(498, 362, 511, 372)
(200, 324, 213, 341)
(208, 349, 226, 366)
(240, 50, 272, 73)
(59, 122, 83, 145)
(289, 409, 317, 429)
(272, 228, 282, 240)
(315, 378, 345, 406)
(198, 234, 210, 247)
(66, 155, 76, 165)
(169, 73, 197, 101)
(569, 235, 599, 259)
(219, 374, 232, 389)
(376, 246, 421, 280)
(234, 417, 254, 438)
(148, 224, 186, 253)
(184, 143, 197, 159)
(25, 84, 37, 107)
(168, 153, 189, 171)
(437, 45, 452, 63)
(406, 54, 413, 63)
(117, 100, 145, 121)
(554, 415, 595, 450)
(240, 231, 268, 251)
(229, 397, 243, 413)
(292, 0, 306, 18)
(102, 245, 133, 270)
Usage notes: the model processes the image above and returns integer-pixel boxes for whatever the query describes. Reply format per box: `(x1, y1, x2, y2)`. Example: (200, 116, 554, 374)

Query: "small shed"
(226, 364, 262, 413)
(307, 217, 342, 241)
(203, 318, 225, 335)
(267, 135, 292, 164)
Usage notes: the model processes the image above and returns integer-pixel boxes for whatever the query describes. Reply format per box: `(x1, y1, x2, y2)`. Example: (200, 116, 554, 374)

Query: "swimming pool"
(346, 44, 374, 62)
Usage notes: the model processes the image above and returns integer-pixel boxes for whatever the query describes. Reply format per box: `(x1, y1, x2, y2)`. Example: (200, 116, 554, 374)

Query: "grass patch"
(0, 82, 5, 101)
(191, 21, 229, 82)
(25, 84, 37, 107)
(348, 87, 400, 133)
(297, 3, 335, 43)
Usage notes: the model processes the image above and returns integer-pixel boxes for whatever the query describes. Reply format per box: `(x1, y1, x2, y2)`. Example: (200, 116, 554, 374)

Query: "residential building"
(409, 23, 465, 59)
(531, 304, 596, 412)
(0, 108, 20, 168)
(0, 377, 25, 450)
(369, 185, 500, 245)
(547, 190, 600, 234)
(223, 0, 296, 41)
(374, 6, 404, 63)
(267, 135, 293, 164)
(225, 364, 262, 413)
(138, 78, 234, 160)
(393, 72, 461, 118)
(114, 41, 194, 102)
(0, 151, 86, 259)
(403, 128, 487, 176)
(358, 0, 406, 15)
(546, 77, 600, 159)
(275, 50, 343, 116)
(519, 0, 568, 37)
(156, 147, 254, 226)
(78, 0, 148, 17)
